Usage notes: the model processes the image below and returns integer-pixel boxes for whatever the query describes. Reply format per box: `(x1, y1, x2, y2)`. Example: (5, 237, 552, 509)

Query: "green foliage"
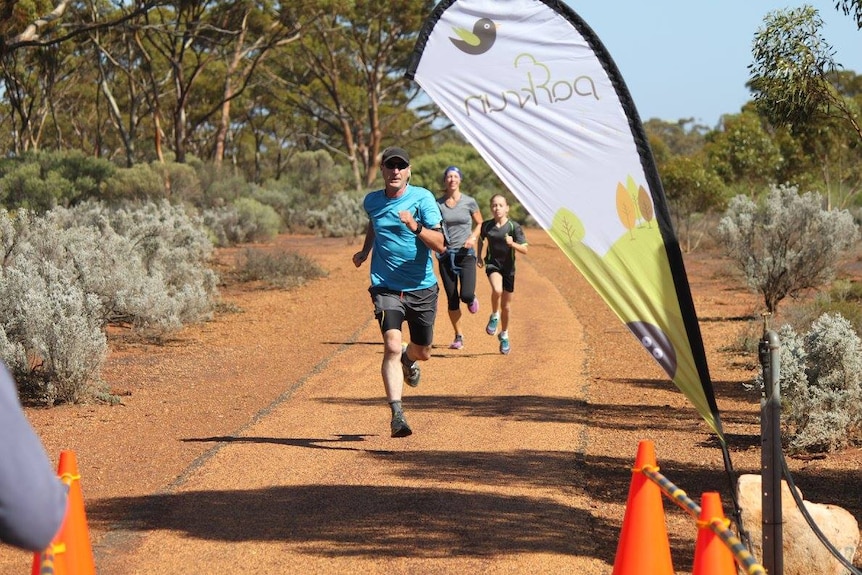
(717, 185, 859, 313)
(0, 162, 68, 212)
(409, 142, 529, 223)
(834, 0, 862, 29)
(754, 314, 862, 453)
(151, 161, 204, 205)
(234, 248, 327, 289)
(659, 155, 727, 252)
(103, 164, 166, 202)
(780, 278, 862, 337)
(273, 1, 438, 189)
(0, 151, 117, 210)
(198, 164, 254, 207)
(644, 118, 709, 155)
(749, 3, 862, 170)
(750, 6, 837, 128)
(283, 150, 351, 197)
(704, 112, 783, 187)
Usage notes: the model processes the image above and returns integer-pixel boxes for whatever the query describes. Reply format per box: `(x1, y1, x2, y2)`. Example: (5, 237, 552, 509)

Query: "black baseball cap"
(381, 147, 410, 165)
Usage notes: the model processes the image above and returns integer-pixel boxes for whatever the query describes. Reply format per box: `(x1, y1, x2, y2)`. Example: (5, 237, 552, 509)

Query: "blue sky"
(566, 1, 862, 128)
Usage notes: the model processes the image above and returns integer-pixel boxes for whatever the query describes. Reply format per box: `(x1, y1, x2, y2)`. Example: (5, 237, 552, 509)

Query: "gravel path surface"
(4, 231, 859, 574)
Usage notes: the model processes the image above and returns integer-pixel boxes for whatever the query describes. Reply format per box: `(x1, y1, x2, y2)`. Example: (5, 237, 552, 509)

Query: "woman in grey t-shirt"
(436, 166, 484, 350)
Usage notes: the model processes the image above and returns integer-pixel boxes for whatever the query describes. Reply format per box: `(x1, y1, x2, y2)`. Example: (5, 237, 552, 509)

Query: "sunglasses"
(383, 160, 409, 170)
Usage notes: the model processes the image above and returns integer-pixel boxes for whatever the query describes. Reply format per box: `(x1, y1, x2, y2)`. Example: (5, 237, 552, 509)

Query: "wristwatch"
(412, 222, 423, 235)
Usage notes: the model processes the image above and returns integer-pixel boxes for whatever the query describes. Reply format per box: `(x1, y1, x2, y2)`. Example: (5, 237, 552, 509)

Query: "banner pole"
(759, 319, 783, 575)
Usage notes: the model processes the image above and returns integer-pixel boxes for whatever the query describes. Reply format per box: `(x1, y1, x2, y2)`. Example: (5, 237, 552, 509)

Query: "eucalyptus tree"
(86, 2, 157, 166)
(234, 83, 315, 183)
(136, 0, 226, 164)
(0, 0, 166, 158)
(204, 0, 315, 169)
(131, 0, 327, 166)
(0, 0, 161, 55)
(834, 0, 862, 29)
(269, 0, 438, 191)
(750, 7, 862, 206)
(1, 34, 87, 153)
(749, 6, 861, 142)
(643, 118, 709, 157)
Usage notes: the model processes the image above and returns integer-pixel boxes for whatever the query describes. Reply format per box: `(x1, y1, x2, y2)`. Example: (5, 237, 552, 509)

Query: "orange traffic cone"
(612, 439, 674, 575)
(33, 451, 95, 575)
(56, 450, 95, 574)
(692, 492, 737, 575)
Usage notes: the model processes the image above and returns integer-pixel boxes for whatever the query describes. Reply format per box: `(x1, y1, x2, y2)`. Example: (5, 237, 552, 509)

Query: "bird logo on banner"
(449, 17, 497, 54)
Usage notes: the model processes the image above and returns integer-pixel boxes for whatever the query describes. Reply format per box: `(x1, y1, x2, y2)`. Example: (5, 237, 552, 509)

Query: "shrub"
(0, 201, 219, 403)
(150, 161, 203, 205)
(233, 197, 281, 242)
(780, 283, 862, 338)
(57, 200, 219, 328)
(234, 248, 327, 288)
(0, 162, 71, 212)
(103, 164, 166, 202)
(0, 262, 107, 405)
(202, 198, 281, 246)
(301, 191, 367, 238)
(198, 165, 253, 207)
(717, 185, 858, 313)
(754, 313, 862, 453)
(0, 150, 116, 210)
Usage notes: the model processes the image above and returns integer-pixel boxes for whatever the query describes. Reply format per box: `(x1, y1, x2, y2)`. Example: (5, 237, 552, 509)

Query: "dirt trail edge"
(3, 231, 804, 574)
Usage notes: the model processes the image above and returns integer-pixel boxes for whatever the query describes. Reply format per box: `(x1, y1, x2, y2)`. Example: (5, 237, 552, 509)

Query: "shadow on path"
(88, 484, 617, 563)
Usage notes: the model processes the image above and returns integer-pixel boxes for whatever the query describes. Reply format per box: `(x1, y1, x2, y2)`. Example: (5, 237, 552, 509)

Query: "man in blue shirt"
(353, 147, 445, 437)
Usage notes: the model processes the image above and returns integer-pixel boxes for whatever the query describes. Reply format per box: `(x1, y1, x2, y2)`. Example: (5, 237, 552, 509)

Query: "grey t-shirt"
(437, 194, 480, 251)
(0, 363, 68, 551)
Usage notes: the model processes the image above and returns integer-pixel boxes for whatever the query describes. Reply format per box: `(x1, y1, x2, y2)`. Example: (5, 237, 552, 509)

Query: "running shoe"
(486, 314, 499, 336)
(449, 335, 464, 350)
(499, 333, 511, 355)
(402, 345, 421, 387)
(391, 412, 413, 437)
(468, 297, 479, 314)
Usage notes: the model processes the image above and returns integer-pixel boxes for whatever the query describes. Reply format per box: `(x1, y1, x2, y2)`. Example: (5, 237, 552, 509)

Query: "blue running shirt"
(363, 184, 442, 291)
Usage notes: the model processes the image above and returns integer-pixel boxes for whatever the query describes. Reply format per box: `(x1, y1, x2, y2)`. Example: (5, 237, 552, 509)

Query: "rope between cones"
(639, 465, 766, 575)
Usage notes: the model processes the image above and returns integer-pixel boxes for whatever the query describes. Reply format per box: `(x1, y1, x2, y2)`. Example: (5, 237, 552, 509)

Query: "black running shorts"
(369, 285, 438, 346)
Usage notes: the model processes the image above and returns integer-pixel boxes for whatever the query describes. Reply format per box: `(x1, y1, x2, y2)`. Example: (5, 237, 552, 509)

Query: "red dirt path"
(3, 231, 860, 574)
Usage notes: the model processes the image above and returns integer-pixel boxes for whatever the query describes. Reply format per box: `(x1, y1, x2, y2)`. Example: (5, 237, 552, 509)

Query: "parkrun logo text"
(463, 53, 599, 116)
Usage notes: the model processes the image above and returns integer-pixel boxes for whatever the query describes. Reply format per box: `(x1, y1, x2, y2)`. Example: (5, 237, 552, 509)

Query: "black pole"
(759, 323, 783, 575)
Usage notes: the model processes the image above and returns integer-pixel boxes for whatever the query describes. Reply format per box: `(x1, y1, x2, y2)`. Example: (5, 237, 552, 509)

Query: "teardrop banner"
(407, 0, 726, 443)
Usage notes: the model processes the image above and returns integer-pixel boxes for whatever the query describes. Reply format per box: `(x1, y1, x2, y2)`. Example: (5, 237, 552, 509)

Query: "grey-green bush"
(0, 201, 219, 403)
(302, 191, 367, 238)
(55, 200, 219, 327)
(202, 197, 281, 246)
(717, 185, 858, 314)
(0, 253, 107, 405)
(235, 248, 327, 289)
(754, 313, 862, 453)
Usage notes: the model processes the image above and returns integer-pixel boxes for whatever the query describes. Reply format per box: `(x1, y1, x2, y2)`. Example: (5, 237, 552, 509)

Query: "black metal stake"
(759, 323, 783, 575)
